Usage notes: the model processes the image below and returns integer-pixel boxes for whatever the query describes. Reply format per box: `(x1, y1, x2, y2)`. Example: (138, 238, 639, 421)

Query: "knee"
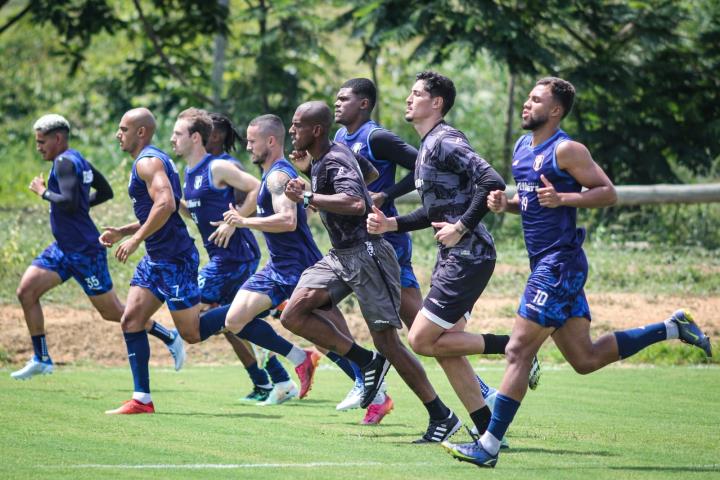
(176, 324, 201, 344)
(569, 358, 596, 375)
(505, 339, 532, 367)
(407, 330, 432, 357)
(279, 308, 302, 333)
(16, 284, 38, 306)
(225, 311, 250, 334)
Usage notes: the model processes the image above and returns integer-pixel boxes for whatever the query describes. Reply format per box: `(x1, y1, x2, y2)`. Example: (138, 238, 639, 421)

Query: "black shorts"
(421, 255, 495, 329)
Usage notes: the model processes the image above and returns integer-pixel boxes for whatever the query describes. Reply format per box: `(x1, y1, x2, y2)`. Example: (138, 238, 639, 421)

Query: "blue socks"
(199, 305, 230, 341)
(31, 334, 50, 363)
(614, 322, 667, 359)
(476, 375, 491, 398)
(351, 360, 363, 385)
(148, 321, 175, 345)
(123, 331, 151, 394)
(487, 394, 520, 445)
(325, 352, 356, 381)
(266, 356, 291, 384)
(237, 317, 293, 357)
(246, 362, 271, 387)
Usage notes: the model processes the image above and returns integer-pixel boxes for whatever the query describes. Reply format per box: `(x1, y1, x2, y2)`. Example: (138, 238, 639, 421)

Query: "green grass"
(0, 364, 718, 479)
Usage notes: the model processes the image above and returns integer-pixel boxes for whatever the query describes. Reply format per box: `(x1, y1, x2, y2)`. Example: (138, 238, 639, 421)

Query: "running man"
(367, 71, 524, 442)
(282, 101, 460, 443)
(443, 77, 713, 468)
(12, 114, 182, 380)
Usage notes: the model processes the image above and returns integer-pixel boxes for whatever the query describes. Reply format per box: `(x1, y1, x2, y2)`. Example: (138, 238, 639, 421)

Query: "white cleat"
(258, 380, 298, 406)
(336, 383, 363, 411)
(11, 357, 54, 380)
(167, 330, 186, 371)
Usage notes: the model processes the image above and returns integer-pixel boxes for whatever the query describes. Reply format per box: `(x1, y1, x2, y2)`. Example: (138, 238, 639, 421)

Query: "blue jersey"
(258, 159, 322, 278)
(183, 154, 260, 264)
(512, 129, 585, 259)
(128, 145, 195, 260)
(334, 120, 399, 218)
(48, 149, 101, 253)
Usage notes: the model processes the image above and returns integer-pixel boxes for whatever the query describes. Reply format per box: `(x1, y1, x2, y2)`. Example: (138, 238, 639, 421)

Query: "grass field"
(1, 363, 718, 480)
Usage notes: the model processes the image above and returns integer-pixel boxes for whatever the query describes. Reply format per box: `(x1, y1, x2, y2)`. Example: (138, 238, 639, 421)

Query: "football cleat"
(362, 393, 394, 425)
(412, 411, 461, 444)
(105, 399, 155, 415)
(239, 385, 273, 403)
(258, 381, 298, 405)
(295, 349, 321, 399)
(671, 310, 712, 357)
(336, 383, 364, 411)
(442, 439, 498, 468)
(10, 357, 53, 380)
(529, 355, 541, 390)
(359, 352, 391, 409)
(167, 330, 186, 371)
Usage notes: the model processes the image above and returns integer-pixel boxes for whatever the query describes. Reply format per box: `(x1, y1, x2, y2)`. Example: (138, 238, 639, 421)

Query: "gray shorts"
(296, 239, 402, 331)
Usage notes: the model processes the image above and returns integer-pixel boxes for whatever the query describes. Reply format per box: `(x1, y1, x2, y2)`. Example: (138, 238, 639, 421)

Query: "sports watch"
(303, 191, 314, 209)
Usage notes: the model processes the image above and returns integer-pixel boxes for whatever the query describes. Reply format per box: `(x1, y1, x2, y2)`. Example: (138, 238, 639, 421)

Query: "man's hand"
(221, 203, 247, 228)
(367, 205, 392, 234)
(431, 220, 468, 248)
(370, 191, 387, 209)
(29, 173, 47, 197)
(289, 150, 311, 174)
(487, 190, 508, 213)
(115, 236, 141, 263)
(284, 178, 306, 203)
(99, 226, 124, 248)
(537, 174, 561, 208)
(209, 219, 236, 248)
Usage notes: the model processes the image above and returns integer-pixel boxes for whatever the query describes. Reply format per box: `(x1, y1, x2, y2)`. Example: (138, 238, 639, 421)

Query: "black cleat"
(412, 411, 462, 444)
(359, 352, 391, 409)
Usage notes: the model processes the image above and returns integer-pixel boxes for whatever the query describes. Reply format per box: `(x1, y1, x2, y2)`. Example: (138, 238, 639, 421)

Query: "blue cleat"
(167, 330, 186, 371)
(442, 439, 498, 468)
(10, 356, 54, 380)
(671, 310, 712, 357)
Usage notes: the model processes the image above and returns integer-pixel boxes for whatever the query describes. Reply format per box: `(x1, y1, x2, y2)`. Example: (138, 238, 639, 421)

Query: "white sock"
(286, 346, 306, 367)
(132, 392, 152, 404)
(664, 319, 679, 339)
(480, 431, 501, 456)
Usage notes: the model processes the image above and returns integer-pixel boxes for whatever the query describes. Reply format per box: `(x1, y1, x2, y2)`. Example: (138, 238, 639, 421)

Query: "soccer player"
(205, 112, 291, 403)
(366, 71, 521, 441)
(12, 114, 183, 380)
(443, 77, 713, 468)
(282, 101, 460, 443)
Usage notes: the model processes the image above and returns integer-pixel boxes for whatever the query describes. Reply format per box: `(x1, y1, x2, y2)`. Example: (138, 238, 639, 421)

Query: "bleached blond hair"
(33, 114, 70, 134)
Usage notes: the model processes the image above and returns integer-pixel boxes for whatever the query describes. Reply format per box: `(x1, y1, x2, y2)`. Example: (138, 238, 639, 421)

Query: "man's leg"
(11, 266, 62, 379)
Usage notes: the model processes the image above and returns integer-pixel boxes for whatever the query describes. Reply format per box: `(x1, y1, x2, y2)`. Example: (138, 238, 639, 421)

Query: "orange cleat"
(362, 394, 394, 425)
(105, 399, 155, 415)
(295, 349, 321, 399)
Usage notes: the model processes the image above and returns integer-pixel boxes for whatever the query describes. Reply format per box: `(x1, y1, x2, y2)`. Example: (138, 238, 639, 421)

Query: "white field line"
(50, 462, 432, 470)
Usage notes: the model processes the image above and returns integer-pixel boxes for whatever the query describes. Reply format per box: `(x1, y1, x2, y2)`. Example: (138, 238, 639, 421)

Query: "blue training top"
(48, 148, 101, 253)
(257, 159, 322, 281)
(512, 129, 585, 259)
(128, 145, 195, 260)
(183, 154, 260, 265)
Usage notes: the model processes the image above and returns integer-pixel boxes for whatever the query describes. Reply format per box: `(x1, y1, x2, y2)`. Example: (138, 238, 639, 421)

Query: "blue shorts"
(241, 263, 299, 309)
(518, 249, 591, 328)
(384, 231, 420, 289)
(32, 242, 113, 296)
(130, 247, 200, 311)
(198, 257, 259, 306)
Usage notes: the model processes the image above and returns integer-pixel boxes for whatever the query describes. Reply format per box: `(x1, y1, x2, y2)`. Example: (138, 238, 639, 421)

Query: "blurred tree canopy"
(1, 0, 718, 185)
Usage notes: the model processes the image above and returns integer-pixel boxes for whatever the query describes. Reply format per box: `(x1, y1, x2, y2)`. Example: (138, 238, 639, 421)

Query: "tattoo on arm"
(268, 171, 291, 196)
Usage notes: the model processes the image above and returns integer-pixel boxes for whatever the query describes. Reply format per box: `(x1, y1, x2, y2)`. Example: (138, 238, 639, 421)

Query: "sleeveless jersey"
(258, 159, 322, 277)
(128, 145, 194, 260)
(512, 129, 585, 259)
(183, 154, 260, 264)
(48, 149, 101, 253)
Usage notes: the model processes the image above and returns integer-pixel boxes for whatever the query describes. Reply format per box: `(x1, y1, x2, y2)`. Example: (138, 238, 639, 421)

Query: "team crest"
(352, 142, 363, 154)
(533, 154, 545, 171)
(194, 175, 203, 189)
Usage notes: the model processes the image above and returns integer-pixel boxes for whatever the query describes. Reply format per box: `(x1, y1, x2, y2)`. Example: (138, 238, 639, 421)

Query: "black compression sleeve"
(41, 157, 79, 212)
(88, 163, 114, 206)
(459, 168, 506, 231)
(395, 206, 431, 233)
(367, 129, 417, 201)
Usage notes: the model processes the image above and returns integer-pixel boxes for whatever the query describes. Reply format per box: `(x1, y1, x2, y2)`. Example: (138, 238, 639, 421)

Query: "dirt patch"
(2, 293, 718, 366)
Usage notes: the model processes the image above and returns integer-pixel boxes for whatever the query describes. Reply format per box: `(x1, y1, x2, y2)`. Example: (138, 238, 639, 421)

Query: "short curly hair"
(416, 71, 456, 115)
(536, 77, 575, 118)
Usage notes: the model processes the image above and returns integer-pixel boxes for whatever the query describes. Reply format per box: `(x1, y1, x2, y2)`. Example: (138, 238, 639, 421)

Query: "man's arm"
(88, 163, 114, 207)
(540, 140, 616, 208)
(367, 129, 418, 203)
(114, 156, 176, 263)
(210, 159, 260, 217)
(31, 157, 80, 212)
(225, 170, 297, 233)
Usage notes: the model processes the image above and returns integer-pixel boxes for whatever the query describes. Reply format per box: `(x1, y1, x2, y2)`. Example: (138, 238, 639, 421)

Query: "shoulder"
(135, 156, 167, 179)
(556, 140, 590, 160)
(266, 169, 291, 194)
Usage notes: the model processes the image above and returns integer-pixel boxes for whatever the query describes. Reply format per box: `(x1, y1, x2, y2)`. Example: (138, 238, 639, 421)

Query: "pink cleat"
(362, 394, 394, 425)
(295, 349, 321, 399)
(105, 399, 155, 415)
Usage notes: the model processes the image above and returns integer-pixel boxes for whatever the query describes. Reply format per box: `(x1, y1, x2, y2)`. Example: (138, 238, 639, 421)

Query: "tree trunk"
(211, 0, 229, 109)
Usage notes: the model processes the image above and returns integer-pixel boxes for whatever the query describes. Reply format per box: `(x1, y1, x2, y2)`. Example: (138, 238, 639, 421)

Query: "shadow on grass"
(609, 465, 720, 473)
(506, 447, 617, 457)
(154, 412, 282, 419)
